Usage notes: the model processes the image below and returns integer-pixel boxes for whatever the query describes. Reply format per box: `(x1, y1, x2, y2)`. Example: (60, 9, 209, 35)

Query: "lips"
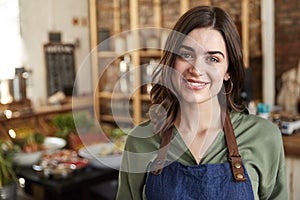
(184, 78, 209, 90)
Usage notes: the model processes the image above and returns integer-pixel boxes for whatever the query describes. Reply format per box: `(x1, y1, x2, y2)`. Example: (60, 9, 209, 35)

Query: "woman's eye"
(179, 51, 194, 60)
(207, 56, 219, 63)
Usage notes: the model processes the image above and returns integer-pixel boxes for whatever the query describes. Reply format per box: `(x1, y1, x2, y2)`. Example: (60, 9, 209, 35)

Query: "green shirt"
(116, 111, 288, 200)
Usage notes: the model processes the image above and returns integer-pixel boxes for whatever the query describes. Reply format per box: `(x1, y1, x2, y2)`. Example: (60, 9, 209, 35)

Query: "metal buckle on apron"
(228, 156, 247, 182)
(150, 158, 165, 175)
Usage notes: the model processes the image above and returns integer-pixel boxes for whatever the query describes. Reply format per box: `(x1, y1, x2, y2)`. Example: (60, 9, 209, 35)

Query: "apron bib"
(145, 111, 255, 200)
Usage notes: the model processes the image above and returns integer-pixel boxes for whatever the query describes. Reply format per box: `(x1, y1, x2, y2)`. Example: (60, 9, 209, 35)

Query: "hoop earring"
(222, 79, 233, 95)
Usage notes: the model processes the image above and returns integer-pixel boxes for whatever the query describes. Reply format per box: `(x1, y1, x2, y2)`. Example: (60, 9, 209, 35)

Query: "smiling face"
(172, 28, 229, 104)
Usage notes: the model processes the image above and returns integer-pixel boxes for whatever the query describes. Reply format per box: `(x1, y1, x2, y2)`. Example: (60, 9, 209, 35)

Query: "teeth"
(187, 81, 205, 87)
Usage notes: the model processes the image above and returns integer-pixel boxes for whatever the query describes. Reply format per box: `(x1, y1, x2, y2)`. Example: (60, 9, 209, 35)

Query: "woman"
(116, 6, 287, 200)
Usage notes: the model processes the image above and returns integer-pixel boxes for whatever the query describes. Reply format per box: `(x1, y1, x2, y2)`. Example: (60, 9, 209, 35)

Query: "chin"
(180, 96, 211, 104)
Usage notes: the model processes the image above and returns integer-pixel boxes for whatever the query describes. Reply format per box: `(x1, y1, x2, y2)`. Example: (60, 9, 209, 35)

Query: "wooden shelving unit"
(89, 0, 163, 128)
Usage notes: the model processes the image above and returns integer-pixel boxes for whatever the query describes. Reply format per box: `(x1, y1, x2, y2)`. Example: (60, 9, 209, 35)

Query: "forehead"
(181, 28, 227, 52)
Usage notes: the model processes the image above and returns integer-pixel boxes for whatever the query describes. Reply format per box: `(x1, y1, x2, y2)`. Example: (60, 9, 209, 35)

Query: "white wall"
(19, 0, 91, 108)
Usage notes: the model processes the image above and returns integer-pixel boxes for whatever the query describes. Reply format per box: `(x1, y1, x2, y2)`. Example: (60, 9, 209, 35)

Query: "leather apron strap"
(223, 110, 246, 182)
(151, 128, 173, 175)
(151, 110, 246, 182)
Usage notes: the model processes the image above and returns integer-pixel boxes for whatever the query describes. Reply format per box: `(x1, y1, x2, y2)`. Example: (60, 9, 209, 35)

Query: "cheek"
(174, 59, 187, 74)
(172, 59, 187, 84)
(171, 68, 181, 91)
(207, 67, 225, 81)
(207, 68, 227, 93)
(168, 60, 184, 93)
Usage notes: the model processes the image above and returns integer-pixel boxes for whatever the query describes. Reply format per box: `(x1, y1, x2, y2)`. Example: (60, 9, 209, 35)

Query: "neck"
(174, 97, 225, 163)
(174, 97, 223, 135)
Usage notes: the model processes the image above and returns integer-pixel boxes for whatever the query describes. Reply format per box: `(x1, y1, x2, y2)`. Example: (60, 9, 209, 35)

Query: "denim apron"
(145, 111, 255, 200)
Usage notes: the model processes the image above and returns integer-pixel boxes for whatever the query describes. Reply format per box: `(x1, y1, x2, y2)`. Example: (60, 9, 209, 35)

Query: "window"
(0, 0, 24, 80)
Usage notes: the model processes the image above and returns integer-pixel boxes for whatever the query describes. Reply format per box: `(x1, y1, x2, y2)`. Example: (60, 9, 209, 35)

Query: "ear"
(224, 73, 230, 81)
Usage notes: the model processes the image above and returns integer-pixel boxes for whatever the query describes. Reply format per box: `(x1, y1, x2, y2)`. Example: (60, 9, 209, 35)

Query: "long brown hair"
(150, 6, 246, 135)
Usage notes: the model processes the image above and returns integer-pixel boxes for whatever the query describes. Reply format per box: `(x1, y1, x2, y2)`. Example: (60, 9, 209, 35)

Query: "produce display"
(20, 132, 45, 153)
(98, 137, 126, 156)
(9, 128, 45, 153)
(7, 124, 129, 171)
(8, 127, 67, 166)
(33, 149, 88, 178)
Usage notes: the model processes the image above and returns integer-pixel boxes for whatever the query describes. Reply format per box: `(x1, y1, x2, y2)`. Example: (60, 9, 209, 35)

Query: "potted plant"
(0, 139, 18, 200)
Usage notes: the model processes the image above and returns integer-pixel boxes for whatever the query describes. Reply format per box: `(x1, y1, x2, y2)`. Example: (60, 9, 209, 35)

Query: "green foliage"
(52, 113, 76, 139)
(24, 132, 45, 145)
(110, 128, 128, 139)
(51, 112, 94, 139)
(0, 139, 17, 187)
(73, 112, 95, 130)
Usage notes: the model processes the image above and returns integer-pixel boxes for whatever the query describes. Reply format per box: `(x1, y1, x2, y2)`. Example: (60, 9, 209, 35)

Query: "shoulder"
(231, 112, 287, 199)
(231, 111, 281, 138)
(230, 111, 284, 162)
(230, 111, 283, 151)
(121, 121, 161, 172)
(125, 120, 160, 153)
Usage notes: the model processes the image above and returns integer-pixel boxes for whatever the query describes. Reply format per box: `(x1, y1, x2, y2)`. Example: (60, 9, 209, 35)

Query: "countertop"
(282, 131, 300, 157)
(0, 96, 92, 122)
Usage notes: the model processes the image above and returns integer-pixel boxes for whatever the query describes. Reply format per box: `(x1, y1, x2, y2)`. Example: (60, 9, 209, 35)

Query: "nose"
(188, 65, 201, 76)
(188, 56, 207, 76)
(188, 58, 205, 76)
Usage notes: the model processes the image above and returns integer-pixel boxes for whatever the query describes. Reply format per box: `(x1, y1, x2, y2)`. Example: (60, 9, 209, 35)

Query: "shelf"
(100, 114, 133, 124)
(98, 50, 161, 59)
(141, 94, 150, 101)
(98, 51, 119, 57)
(98, 91, 132, 99)
(139, 50, 162, 58)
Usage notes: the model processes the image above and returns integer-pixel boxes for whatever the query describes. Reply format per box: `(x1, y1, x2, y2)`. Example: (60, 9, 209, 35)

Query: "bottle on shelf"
(145, 59, 156, 94)
(118, 55, 134, 94)
(257, 103, 270, 120)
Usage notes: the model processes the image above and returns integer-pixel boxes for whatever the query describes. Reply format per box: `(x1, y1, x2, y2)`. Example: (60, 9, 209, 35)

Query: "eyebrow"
(207, 51, 225, 58)
(179, 45, 225, 58)
(179, 45, 195, 52)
